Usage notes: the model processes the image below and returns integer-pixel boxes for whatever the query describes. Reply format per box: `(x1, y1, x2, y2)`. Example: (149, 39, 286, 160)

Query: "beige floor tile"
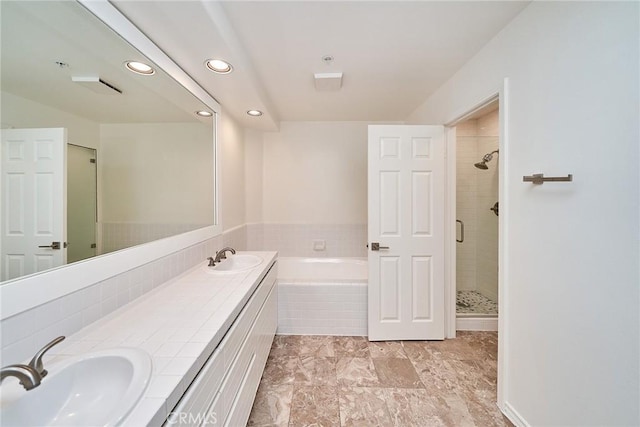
(338, 387, 391, 426)
(401, 340, 436, 362)
(384, 388, 449, 427)
(409, 356, 462, 394)
(372, 358, 424, 388)
(289, 385, 340, 427)
(298, 335, 336, 357)
(252, 333, 505, 427)
(294, 356, 337, 386)
(269, 334, 301, 357)
(336, 357, 379, 387)
(247, 383, 293, 427)
(333, 336, 370, 358)
(368, 341, 407, 358)
(261, 355, 298, 386)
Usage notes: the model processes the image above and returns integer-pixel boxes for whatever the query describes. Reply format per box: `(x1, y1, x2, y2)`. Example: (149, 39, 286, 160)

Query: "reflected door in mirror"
(67, 144, 97, 263)
(1, 128, 68, 281)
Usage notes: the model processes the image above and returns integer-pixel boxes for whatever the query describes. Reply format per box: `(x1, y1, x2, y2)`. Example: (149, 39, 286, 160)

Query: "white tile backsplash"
(1, 220, 367, 364)
(0, 234, 225, 365)
(248, 223, 367, 257)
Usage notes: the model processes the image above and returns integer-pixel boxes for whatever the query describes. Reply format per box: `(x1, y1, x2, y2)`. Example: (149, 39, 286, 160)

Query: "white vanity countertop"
(45, 251, 277, 426)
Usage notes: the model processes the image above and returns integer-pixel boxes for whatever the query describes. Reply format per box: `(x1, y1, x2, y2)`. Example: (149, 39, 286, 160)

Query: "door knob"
(38, 242, 66, 250)
(370, 242, 389, 251)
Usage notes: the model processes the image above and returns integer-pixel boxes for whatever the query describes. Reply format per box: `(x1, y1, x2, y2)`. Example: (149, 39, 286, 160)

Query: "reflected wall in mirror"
(0, 1, 216, 283)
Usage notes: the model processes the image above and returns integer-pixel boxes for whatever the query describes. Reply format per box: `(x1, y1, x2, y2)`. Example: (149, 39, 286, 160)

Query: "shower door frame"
(442, 78, 510, 410)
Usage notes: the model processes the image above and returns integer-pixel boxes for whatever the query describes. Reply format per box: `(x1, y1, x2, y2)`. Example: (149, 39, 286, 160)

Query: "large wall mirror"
(0, 1, 219, 285)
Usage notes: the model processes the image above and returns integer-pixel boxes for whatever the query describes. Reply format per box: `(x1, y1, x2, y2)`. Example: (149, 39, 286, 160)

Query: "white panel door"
(368, 125, 445, 341)
(1, 128, 67, 281)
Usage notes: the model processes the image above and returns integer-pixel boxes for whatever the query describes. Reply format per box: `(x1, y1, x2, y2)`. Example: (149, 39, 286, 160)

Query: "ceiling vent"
(314, 72, 343, 91)
(71, 76, 122, 95)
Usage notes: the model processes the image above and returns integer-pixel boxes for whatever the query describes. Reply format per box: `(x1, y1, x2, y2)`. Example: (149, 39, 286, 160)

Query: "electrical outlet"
(313, 239, 326, 251)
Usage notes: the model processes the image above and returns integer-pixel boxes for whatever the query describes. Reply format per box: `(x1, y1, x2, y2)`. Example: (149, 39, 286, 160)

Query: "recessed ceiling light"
(196, 110, 213, 117)
(125, 61, 155, 75)
(247, 110, 263, 117)
(205, 59, 233, 74)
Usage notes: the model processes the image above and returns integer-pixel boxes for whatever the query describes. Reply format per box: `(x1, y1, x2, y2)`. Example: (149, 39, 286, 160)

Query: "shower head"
(474, 150, 499, 170)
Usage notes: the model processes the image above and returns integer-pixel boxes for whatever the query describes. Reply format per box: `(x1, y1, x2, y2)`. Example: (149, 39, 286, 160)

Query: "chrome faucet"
(214, 247, 236, 263)
(29, 336, 65, 378)
(0, 335, 65, 390)
(0, 364, 41, 390)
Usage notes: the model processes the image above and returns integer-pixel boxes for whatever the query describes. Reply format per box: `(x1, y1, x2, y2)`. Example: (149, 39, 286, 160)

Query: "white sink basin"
(204, 254, 262, 273)
(0, 348, 152, 427)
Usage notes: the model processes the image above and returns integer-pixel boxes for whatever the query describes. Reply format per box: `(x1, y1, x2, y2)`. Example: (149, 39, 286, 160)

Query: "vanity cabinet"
(165, 262, 278, 427)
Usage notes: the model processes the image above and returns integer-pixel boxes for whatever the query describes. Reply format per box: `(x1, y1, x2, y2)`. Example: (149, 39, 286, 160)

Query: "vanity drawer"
(222, 264, 277, 372)
(224, 285, 277, 427)
(194, 284, 276, 427)
(165, 261, 277, 426)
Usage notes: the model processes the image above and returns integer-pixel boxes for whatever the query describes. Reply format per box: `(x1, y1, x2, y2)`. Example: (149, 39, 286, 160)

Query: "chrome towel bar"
(523, 173, 573, 185)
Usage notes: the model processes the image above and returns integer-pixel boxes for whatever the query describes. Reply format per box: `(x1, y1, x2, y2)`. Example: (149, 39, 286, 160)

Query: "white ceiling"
(0, 1, 211, 125)
(112, 1, 530, 131)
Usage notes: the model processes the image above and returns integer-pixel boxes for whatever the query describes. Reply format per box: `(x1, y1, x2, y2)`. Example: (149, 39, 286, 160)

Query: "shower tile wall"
(456, 121, 478, 292)
(476, 110, 499, 302)
(457, 110, 499, 305)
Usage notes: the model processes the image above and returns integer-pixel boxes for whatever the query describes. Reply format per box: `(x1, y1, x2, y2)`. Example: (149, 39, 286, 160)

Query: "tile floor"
(247, 332, 513, 426)
(456, 290, 498, 315)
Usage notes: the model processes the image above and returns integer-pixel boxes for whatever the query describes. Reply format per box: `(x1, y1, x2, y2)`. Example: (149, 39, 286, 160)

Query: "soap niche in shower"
(455, 103, 499, 324)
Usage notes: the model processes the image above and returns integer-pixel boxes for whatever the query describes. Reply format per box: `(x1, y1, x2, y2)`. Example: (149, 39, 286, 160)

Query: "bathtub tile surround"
(248, 332, 512, 427)
(248, 223, 367, 258)
(0, 225, 245, 367)
(277, 258, 368, 336)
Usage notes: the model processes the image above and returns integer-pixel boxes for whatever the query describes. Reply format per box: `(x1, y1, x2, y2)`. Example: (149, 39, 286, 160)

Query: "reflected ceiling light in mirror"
(196, 110, 213, 117)
(247, 110, 263, 117)
(125, 60, 155, 75)
(205, 59, 233, 74)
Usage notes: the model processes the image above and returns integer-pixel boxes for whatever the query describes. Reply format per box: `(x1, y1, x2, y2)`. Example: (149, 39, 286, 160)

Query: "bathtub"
(276, 257, 368, 336)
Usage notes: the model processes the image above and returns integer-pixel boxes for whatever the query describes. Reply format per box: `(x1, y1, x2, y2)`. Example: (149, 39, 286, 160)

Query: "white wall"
(1, 91, 100, 147)
(261, 121, 368, 224)
(409, 2, 639, 425)
(244, 129, 264, 225)
(99, 122, 213, 224)
(220, 113, 246, 231)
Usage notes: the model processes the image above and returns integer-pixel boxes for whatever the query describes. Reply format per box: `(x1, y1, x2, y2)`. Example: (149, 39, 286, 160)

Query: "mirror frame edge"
(0, 0, 222, 320)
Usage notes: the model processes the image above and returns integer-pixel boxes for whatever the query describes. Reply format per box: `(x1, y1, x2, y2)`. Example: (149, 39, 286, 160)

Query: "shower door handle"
(456, 220, 464, 243)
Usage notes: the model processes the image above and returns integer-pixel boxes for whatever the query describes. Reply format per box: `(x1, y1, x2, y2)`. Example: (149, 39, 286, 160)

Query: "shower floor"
(457, 290, 498, 315)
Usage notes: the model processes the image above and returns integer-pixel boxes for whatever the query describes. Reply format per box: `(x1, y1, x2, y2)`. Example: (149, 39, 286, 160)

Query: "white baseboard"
(501, 401, 529, 427)
(456, 316, 498, 331)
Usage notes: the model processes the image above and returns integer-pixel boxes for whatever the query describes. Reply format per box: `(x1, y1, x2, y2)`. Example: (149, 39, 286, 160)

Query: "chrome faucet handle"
(0, 364, 41, 390)
(29, 336, 65, 378)
(214, 247, 236, 262)
(207, 257, 216, 267)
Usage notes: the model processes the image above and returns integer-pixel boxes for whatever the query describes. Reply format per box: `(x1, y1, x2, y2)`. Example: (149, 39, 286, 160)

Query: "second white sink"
(205, 254, 262, 273)
(0, 347, 152, 427)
